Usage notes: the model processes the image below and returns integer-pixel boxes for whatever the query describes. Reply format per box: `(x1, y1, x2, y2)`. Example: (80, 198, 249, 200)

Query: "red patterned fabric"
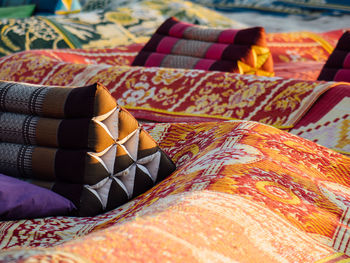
(1, 121, 350, 262)
(0, 48, 349, 154)
(267, 29, 346, 80)
(0, 27, 350, 262)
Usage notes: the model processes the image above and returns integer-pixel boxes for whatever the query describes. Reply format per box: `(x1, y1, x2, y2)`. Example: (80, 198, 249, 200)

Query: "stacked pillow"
(0, 81, 176, 217)
(132, 17, 274, 76)
(318, 31, 350, 82)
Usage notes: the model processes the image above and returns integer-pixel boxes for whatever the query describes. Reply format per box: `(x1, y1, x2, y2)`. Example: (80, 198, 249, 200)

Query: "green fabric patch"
(0, 4, 36, 19)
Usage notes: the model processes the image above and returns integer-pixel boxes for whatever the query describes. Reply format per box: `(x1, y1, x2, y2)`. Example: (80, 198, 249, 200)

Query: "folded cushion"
(0, 142, 112, 184)
(0, 174, 76, 220)
(0, 81, 176, 217)
(0, 81, 116, 118)
(0, 110, 117, 152)
(318, 31, 350, 82)
(132, 17, 273, 76)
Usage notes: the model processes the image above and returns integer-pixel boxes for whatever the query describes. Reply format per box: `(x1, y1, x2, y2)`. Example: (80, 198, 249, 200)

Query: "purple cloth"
(0, 174, 76, 220)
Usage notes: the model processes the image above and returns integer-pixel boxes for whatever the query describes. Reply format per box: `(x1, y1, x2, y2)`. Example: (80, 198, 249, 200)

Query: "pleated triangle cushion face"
(132, 17, 274, 76)
(61, 111, 175, 216)
(0, 110, 116, 152)
(318, 31, 350, 82)
(0, 81, 117, 118)
(0, 142, 111, 184)
(16, 128, 175, 217)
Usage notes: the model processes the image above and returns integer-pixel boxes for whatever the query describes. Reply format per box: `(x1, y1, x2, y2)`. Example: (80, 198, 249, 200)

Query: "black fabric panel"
(222, 45, 251, 61)
(142, 33, 164, 52)
(324, 50, 347, 68)
(131, 51, 152, 66)
(210, 60, 238, 72)
(155, 17, 179, 35)
(137, 147, 159, 159)
(156, 150, 176, 183)
(106, 178, 129, 211)
(114, 154, 134, 174)
(235, 27, 265, 46)
(132, 166, 154, 198)
(335, 31, 350, 51)
(317, 68, 338, 81)
(52, 182, 82, 214)
(64, 83, 96, 118)
(58, 119, 90, 149)
(78, 187, 103, 217)
(55, 149, 86, 183)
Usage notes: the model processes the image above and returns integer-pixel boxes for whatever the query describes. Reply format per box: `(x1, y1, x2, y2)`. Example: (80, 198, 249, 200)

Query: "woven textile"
(0, 50, 349, 155)
(11, 29, 342, 81)
(267, 30, 343, 80)
(0, 81, 176, 217)
(132, 17, 273, 76)
(0, 81, 116, 118)
(0, 111, 116, 152)
(0, 60, 334, 128)
(0, 135, 174, 217)
(290, 84, 350, 155)
(318, 31, 350, 82)
(1, 120, 350, 261)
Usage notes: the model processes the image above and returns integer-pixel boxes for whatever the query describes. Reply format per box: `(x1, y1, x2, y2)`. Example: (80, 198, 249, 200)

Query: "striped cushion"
(0, 111, 116, 152)
(132, 17, 274, 76)
(318, 31, 350, 82)
(0, 81, 117, 118)
(0, 81, 176, 217)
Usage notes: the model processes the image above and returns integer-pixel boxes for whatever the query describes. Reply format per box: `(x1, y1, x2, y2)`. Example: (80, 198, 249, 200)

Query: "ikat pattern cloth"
(0, 48, 349, 154)
(1, 120, 350, 262)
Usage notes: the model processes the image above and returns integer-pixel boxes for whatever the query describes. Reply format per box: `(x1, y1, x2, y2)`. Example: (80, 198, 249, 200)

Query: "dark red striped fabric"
(132, 17, 273, 74)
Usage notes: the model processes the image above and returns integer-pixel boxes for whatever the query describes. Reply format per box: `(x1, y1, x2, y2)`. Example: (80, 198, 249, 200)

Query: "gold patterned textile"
(1, 120, 350, 262)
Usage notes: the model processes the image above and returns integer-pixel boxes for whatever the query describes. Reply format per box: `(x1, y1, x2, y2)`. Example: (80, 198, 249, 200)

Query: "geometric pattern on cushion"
(0, 81, 176, 217)
(27, 131, 175, 216)
(318, 30, 350, 82)
(0, 111, 116, 152)
(0, 81, 117, 118)
(132, 17, 274, 76)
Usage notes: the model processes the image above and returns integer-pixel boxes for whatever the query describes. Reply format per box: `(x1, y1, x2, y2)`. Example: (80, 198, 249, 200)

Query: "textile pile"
(0, 0, 349, 262)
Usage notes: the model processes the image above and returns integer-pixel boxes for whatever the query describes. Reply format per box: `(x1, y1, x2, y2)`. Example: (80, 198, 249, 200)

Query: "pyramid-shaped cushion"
(0, 81, 176, 217)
